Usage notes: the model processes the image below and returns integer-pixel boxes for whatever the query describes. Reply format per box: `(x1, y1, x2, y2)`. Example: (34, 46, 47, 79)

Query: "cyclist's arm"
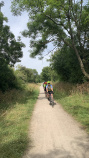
(46, 85, 48, 92)
(51, 88, 53, 91)
(46, 88, 48, 93)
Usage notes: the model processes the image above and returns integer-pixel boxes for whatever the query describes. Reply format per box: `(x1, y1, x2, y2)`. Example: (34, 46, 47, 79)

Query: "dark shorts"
(44, 87, 46, 91)
(48, 91, 53, 94)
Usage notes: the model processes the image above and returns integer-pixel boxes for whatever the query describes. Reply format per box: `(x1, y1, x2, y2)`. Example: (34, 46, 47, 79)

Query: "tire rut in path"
(23, 86, 89, 158)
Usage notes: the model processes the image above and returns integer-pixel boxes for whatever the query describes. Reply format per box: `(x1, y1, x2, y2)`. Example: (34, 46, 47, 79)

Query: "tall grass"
(0, 83, 39, 158)
(53, 82, 89, 133)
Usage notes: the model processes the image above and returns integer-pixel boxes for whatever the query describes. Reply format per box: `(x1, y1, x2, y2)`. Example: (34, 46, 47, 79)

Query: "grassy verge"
(0, 83, 39, 158)
(53, 82, 89, 133)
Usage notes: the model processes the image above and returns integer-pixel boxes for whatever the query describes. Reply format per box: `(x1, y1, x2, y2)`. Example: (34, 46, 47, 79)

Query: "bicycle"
(48, 92, 54, 107)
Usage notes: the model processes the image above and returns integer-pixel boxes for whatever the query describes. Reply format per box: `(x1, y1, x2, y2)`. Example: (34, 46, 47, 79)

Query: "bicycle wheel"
(48, 93, 50, 101)
(50, 96, 54, 107)
(51, 100, 54, 107)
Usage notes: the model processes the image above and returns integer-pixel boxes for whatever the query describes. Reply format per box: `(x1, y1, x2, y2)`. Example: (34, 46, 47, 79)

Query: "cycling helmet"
(47, 81, 50, 84)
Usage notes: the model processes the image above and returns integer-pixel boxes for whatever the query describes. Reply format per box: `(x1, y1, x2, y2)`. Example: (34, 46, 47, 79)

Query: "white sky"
(1, 0, 52, 74)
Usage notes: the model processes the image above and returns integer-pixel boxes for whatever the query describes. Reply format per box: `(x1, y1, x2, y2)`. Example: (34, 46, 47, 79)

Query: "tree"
(0, 1, 4, 12)
(16, 65, 39, 83)
(0, 11, 25, 66)
(11, 0, 89, 79)
(50, 45, 85, 83)
(41, 66, 59, 82)
(0, 5, 25, 91)
(36, 74, 42, 83)
(41, 66, 51, 81)
(50, 69, 59, 82)
(0, 59, 19, 91)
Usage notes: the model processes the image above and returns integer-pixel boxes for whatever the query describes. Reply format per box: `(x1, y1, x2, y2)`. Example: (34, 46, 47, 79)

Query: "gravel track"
(23, 86, 89, 158)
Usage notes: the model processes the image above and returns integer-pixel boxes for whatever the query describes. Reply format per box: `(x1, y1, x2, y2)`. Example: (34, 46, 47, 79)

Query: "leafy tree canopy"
(41, 66, 51, 81)
(11, 0, 89, 79)
(50, 45, 85, 83)
(0, 59, 19, 92)
(0, 3, 25, 91)
(0, 11, 25, 66)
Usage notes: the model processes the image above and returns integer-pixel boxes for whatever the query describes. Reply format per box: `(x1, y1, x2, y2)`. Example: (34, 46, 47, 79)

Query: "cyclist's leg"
(50, 91, 53, 100)
(48, 91, 50, 100)
(45, 89, 47, 98)
(50, 92, 54, 106)
(44, 87, 46, 95)
(47, 92, 49, 98)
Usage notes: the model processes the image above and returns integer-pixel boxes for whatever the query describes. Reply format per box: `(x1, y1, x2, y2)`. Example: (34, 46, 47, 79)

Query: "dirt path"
(23, 86, 89, 158)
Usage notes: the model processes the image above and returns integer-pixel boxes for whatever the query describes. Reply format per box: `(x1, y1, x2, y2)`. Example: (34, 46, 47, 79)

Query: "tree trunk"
(73, 44, 89, 79)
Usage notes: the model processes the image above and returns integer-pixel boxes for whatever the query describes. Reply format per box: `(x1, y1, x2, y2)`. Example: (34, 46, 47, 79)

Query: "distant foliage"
(41, 66, 59, 82)
(15, 65, 41, 83)
(41, 66, 51, 81)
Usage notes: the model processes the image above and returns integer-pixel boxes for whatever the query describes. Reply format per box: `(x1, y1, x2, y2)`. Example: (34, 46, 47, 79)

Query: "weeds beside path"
(0, 83, 39, 158)
(53, 82, 89, 133)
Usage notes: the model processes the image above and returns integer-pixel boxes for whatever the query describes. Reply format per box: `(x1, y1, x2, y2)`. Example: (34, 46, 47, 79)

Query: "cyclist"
(43, 82, 47, 96)
(46, 81, 53, 100)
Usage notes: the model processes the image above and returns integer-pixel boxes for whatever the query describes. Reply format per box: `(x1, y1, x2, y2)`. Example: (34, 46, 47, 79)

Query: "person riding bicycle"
(43, 82, 47, 95)
(46, 81, 53, 100)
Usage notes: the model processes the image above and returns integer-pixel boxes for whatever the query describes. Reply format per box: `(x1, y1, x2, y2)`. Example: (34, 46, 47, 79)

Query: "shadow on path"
(23, 134, 89, 158)
(29, 148, 75, 158)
